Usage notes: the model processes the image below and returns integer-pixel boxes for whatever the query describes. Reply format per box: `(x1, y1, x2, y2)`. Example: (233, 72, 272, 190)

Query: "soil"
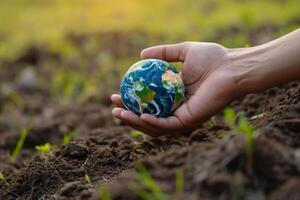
(1, 52, 300, 199)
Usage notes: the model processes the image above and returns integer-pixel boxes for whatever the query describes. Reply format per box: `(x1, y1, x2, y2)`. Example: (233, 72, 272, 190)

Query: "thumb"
(140, 42, 190, 62)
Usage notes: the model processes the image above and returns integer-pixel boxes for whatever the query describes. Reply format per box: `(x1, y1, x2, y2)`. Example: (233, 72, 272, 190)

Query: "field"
(0, 0, 300, 199)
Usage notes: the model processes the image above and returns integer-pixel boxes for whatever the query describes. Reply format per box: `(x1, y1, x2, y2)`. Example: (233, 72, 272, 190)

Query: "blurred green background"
(0, 0, 299, 109)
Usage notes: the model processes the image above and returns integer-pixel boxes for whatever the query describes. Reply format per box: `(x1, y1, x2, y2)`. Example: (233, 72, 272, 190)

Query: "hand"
(111, 42, 244, 136)
(111, 30, 300, 136)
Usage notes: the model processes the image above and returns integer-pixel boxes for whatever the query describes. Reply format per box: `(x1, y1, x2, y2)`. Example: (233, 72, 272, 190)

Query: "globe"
(120, 59, 185, 117)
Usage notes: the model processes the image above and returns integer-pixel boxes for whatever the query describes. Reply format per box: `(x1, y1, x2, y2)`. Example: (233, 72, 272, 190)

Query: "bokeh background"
(0, 0, 299, 114)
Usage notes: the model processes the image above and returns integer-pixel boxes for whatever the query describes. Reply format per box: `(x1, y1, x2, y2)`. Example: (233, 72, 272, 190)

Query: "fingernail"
(112, 108, 121, 116)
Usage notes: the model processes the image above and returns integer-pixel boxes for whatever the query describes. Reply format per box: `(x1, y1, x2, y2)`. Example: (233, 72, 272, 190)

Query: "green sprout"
(8, 91, 27, 109)
(238, 114, 255, 170)
(35, 143, 52, 158)
(99, 186, 112, 200)
(131, 130, 143, 138)
(131, 164, 168, 200)
(0, 172, 9, 185)
(133, 141, 143, 146)
(223, 108, 256, 171)
(224, 107, 236, 129)
(51, 69, 87, 104)
(85, 174, 91, 185)
(207, 116, 217, 128)
(63, 129, 78, 145)
(175, 170, 184, 194)
(11, 128, 29, 160)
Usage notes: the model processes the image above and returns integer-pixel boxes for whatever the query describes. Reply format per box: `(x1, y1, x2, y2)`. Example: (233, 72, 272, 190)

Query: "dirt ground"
(0, 41, 300, 199)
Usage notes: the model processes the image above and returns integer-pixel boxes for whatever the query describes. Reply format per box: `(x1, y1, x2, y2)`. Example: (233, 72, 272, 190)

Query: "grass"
(0, 0, 299, 61)
(11, 128, 29, 161)
(0, 1, 298, 104)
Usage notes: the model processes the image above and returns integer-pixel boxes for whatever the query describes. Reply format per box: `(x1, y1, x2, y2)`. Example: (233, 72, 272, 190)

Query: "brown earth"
(0, 79, 299, 199)
(0, 27, 300, 199)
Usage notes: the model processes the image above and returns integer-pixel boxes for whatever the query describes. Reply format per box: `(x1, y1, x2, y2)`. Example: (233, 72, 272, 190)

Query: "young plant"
(224, 107, 237, 130)
(51, 69, 87, 104)
(99, 186, 112, 200)
(223, 108, 256, 171)
(238, 114, 255, 170)
(63, 129, 78, 145)
(131, 130, 143, 138)
(131, 164, 168, 200)
(35, 143, 52, 158)
(207, 116, 217, 128)
(85, 174, 91, 185)
(0, 172, 8, 185)
(175, 170, 184, 194)
(8, 91, 27, 109)
(11, 128, 29, 161)
(133, 141, 143, 146)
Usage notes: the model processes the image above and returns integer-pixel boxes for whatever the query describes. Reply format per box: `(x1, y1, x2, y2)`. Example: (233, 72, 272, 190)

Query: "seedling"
(35, 143, 52, 158)
(99, 186, 112, 200)
(63, 129, 78, 145)
(51, 69, 87, 104)
(131, 164, 168, 200)
(207, 116, 217, 128)
(175, 170, 184, 194)
(0, 172, 8, 185)
(85, 174, 91, 185)
(224, 107, 236, 129)
(131, 130, 143, 138)
(133, 141, 143, 146)
(238, 114, 255, 170)
(223, 108, 256, 171)
(1, 84, 27, 109)
(11, 128, 29, 161)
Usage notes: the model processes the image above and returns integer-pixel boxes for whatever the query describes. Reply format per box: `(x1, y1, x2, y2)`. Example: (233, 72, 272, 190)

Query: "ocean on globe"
(120, 59, 185, 117)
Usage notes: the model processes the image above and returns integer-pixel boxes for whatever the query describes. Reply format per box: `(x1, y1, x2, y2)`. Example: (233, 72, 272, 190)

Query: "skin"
(111, 29, 300, 137)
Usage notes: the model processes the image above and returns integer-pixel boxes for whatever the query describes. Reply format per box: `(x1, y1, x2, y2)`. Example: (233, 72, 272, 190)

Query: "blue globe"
(120, 59, 185, 117)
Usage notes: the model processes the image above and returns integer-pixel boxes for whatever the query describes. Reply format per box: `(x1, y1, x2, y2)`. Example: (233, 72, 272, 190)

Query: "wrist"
(228, 42, 286, 94)
(228, 29, 300, 95)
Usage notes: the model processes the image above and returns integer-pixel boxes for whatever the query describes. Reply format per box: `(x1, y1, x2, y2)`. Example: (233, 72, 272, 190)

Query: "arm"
(111, 29, 300, 136)
(229, 29, 300, 93)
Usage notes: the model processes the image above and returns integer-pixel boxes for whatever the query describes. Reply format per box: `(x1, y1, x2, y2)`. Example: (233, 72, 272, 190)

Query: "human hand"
(111, 42, 245, 136)
(112, 30, 300, 136)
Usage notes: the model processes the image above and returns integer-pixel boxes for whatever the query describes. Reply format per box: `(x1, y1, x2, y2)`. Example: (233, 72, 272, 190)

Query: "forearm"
(229, 29, 300, 94)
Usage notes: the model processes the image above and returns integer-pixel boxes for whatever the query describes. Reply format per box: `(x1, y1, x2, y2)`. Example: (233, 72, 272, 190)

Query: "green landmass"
(133, 81, 156, 111)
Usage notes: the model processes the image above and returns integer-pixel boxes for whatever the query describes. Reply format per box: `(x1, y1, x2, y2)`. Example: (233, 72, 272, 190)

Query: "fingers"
(111, 94, 124, 108)
(140, 114, 184, 131)
(111, 94, 193, 136)
(112, 107, 168, 137)
(140, 42, 191, 62)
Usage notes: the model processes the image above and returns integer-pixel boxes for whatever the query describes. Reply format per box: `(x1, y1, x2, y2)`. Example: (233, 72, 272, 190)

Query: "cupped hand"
(111, 42, 244, 136)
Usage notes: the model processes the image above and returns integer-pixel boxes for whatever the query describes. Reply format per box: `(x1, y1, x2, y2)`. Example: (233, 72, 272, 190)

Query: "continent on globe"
(120, 59, 185, 117)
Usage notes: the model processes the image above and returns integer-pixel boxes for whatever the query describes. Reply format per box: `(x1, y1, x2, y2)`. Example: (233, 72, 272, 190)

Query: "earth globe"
(120, 59, 185, 117)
